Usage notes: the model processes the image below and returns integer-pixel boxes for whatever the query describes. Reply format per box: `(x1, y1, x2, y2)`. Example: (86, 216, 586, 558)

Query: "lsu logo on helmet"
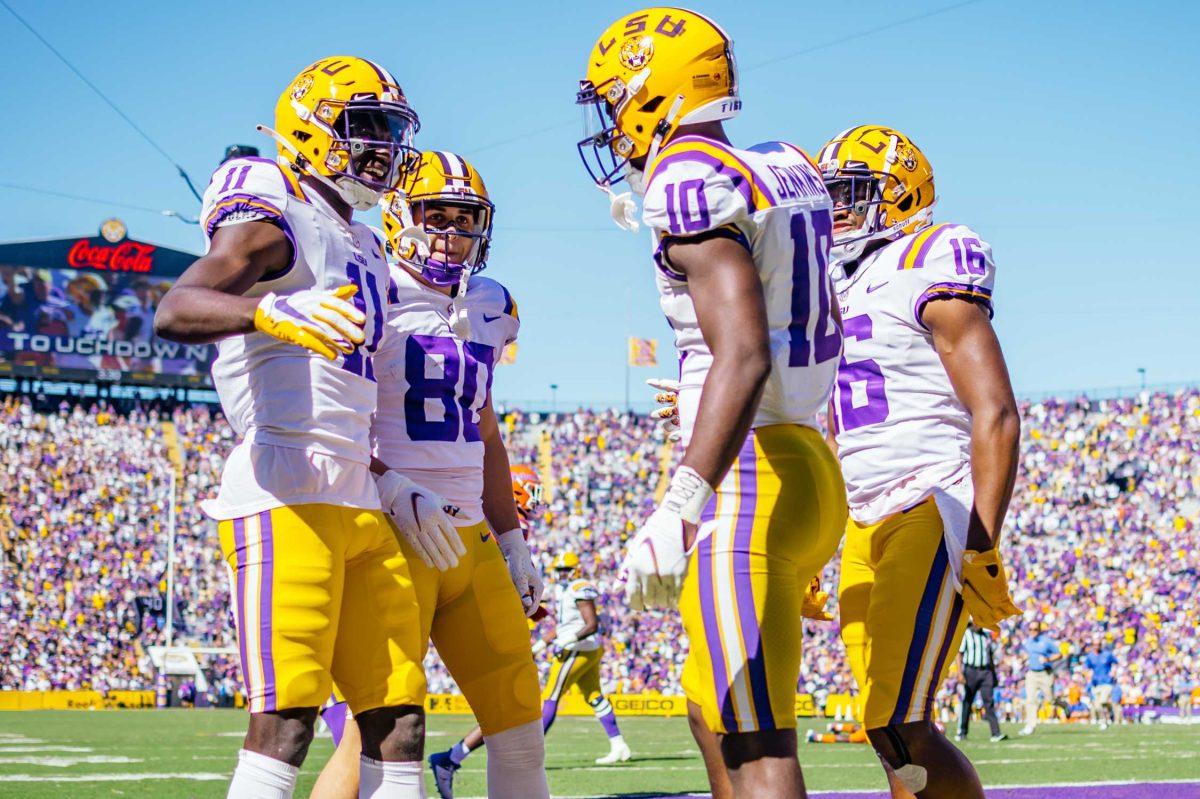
(575, 7, 739, 188)
(263, 56, 422, 210)
(817, 125, 936, 263)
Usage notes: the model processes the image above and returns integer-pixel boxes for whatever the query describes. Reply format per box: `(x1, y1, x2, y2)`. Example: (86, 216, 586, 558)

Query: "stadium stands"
(1, 389, 1197, 718)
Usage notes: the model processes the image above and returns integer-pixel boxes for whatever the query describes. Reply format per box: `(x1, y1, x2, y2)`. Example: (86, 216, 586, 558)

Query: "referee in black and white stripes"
(956, 621, 1007, 742)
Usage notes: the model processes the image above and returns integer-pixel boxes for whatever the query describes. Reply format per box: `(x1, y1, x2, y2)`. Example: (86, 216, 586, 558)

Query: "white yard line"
(0, 755, 141, 767)
(4, 772, 227, 782)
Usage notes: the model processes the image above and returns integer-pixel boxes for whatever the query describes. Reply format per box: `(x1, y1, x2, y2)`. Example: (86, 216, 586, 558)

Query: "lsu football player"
(312, 153, 549, 799)
(818, 125, 1021, 798)
(154, 57, 433, 797)
(424, 464, 546, 799)
(538, 551, 632, 764)
(576, 9, 846, 795)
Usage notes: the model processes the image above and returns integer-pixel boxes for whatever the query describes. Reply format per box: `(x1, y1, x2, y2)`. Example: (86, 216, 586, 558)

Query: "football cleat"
(428, 749, 459, 799)
(816, 125, 936, 265)
(575, 8, 740, 190)
(262, 56, 421, 211)
(595, 738, 632, 764)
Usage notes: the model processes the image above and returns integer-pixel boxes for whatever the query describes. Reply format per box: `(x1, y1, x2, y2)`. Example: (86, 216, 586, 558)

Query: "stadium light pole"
(1138, 367, 1146, 391)
(164, 470, 177, 651)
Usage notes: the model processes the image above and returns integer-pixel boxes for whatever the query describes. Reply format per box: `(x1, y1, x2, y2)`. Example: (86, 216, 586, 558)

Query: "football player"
(575, 9, 847, 796)
(537, 551, 632, 764)
(154, 57, 432, 798)
(311, 152, 549, 799)
(818, 125, 1022, 799)
(425, 464, 546, 799)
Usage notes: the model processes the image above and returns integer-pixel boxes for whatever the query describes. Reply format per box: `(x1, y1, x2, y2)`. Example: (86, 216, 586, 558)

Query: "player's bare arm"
(153, 221, 288, 342)
(668, 234, 772, 491)
(574, 599, 599, 642)
(479, 402, 522, 533)
(924, 298, 1020, 551)
(480, 401, 545, 613)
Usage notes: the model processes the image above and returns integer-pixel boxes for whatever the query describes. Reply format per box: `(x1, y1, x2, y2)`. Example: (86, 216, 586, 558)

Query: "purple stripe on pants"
(730, 434, 775, 731)
(890, 539, 950, 725)
(322, 700, 348, 746)
(696, 534, 734, 731)
(233, 518, 250, 700)
(258, 511, 276, 712)
(924, 590, 964, 719)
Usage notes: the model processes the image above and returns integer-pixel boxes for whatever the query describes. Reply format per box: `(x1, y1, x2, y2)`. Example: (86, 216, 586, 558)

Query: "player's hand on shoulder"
(646, 377, 681, 442)
(253, 285, 365, 360)
(375, 469, 465, 571)
(496, 528, 544, 616)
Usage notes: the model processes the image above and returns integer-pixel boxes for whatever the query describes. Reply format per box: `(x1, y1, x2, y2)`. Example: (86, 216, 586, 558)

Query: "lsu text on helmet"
(576, 8, 739, 189)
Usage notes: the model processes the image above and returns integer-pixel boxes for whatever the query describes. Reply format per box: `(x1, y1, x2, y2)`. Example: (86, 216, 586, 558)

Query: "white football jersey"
(200, 157, 391, 519)
(831, 222, 997, 524)
(553, 578, 600, 653)
(371, 267, 519, 524)
(642, 137, 841, 444)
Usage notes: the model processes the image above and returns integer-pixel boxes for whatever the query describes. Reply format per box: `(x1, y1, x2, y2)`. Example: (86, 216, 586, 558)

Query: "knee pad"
(876, 725, 928, 794)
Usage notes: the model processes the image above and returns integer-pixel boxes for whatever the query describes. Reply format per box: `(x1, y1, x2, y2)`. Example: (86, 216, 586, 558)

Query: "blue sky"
(2, 0, 1197, 408)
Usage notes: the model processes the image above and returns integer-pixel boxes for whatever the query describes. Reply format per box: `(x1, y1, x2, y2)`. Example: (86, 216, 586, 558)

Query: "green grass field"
(0, 710, 1197, 797)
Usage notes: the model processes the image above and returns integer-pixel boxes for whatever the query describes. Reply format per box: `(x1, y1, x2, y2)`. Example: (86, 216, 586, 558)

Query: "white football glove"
(496, 528, 544, 616)
(621, 465, 716, 611)
(375, 470, 465, 571)
(646, 377, 681, 442)
(253, 285, 365, 360)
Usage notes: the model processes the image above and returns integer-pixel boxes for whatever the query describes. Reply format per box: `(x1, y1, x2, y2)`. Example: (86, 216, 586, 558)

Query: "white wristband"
(531, 640, 547, 655)
(662, 465, 715, 524)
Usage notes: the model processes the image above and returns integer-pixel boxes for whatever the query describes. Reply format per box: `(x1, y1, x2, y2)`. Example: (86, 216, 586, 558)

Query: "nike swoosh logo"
(480, 529, 491, 543)
(483, 314, 501, 323)
(866, 282, 889, 293)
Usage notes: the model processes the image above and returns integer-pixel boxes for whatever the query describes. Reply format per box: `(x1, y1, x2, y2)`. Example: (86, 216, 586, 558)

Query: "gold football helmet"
(551, 551, 581, 579)
(816, 125, 936, 262)
(381, 150, 494, 287)
(576, 7, 739, 188)
(262, 56, 421, 210)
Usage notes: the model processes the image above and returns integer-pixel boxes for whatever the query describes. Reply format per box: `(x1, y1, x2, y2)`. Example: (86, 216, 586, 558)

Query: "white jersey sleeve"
(896, 224, 996, 330)
(464, 275, 520, 368)
(200, 158, 299, 258)
(642, 145, 753, 276)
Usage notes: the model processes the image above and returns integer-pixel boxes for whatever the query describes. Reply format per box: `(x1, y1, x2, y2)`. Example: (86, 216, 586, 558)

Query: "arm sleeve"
(200, 158, 295, 252)
(894, 224, 996, 331)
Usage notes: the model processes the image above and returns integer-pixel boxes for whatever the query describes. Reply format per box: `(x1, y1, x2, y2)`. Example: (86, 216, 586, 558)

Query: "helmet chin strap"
(257, 124, 384, 212)
(449, 268, 472, 340)
(599, 93, 686, 235)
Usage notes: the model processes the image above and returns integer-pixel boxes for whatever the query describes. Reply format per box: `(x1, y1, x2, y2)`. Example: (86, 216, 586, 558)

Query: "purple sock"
(541, 699, 558, 733)
(598, 709, 622, 739)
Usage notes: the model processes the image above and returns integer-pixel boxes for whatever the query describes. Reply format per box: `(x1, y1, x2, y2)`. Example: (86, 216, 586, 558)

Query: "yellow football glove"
(253, 284, 365, 360)
(960, 548, 1020, 631)
(801, 576, 833, 622)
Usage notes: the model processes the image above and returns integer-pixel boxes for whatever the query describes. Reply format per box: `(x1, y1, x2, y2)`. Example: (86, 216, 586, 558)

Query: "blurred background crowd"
(1, 388, 1197, 720)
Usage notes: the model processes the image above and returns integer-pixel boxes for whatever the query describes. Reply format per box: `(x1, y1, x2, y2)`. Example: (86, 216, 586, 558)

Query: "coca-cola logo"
(67, 239, 156, 273)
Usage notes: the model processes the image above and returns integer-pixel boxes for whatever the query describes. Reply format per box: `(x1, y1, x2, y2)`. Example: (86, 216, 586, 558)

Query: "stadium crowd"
(1, 388, 1197, 719)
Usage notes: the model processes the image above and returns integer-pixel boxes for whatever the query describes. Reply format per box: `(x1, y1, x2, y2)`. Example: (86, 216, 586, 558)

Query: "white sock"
(483, 719, 549, 799)
(227, 749, 298, 799)
(449, 740, 471, 765)
(358, 756, 424, 799)
(609, 734, 626, 747)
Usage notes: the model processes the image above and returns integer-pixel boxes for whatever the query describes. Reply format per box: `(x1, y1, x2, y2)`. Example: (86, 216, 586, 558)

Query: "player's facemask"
(404, 200, 493, 288)
(822, 163, 906, 264)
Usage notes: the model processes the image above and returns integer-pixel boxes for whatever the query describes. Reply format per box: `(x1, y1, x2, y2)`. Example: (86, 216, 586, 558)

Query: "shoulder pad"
(642, 137, 765, 235)
(900, 223, 997, 328)
(466, 276, 518, 321)
(570, 580, 598, 597)
(200, 158, 300, 242)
